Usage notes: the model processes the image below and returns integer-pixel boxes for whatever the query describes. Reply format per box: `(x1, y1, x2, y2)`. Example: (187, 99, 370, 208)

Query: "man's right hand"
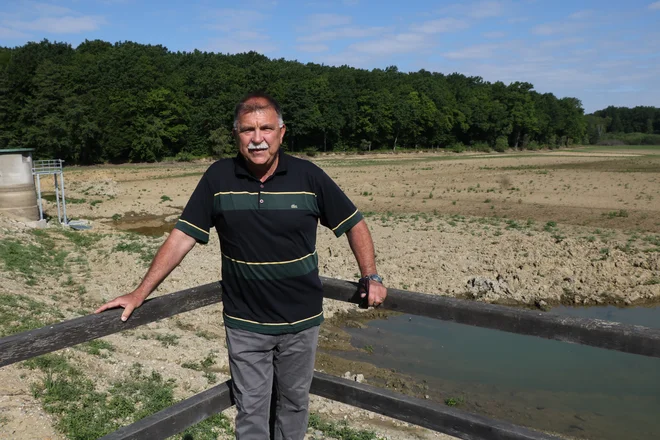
(94, 291, 145, 322)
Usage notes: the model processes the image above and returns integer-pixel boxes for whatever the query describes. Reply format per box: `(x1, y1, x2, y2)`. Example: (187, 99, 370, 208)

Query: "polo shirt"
(174, 151, 363, 335)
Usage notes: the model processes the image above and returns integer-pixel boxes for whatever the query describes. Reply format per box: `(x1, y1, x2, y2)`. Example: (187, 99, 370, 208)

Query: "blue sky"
(1, 0, 659, 113)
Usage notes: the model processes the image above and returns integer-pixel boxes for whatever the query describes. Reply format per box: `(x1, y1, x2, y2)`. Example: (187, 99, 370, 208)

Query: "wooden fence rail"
(2, 277, 658, 439)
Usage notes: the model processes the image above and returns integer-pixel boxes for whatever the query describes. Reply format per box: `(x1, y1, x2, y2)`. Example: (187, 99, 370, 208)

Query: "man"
(95, 92, 387, 439)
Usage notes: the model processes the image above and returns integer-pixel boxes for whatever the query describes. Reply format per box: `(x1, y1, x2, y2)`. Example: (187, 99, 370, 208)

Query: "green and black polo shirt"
(174, 152, 363, 335)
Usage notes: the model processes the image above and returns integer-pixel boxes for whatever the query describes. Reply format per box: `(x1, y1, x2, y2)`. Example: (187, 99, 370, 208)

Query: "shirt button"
(259, 199, 264, 204)
(260, 184, 264, 188)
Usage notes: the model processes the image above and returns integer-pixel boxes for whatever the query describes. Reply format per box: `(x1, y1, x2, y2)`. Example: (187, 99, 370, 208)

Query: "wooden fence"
(1, 277, 659, 440)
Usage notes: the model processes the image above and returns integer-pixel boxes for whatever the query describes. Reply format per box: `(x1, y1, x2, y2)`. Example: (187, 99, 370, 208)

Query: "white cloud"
(443, 43, 499, 59)
(0, 26, 30, 39)
(297, 43, 329, 53)
(532, 21, 587, 36)
(298, 26, 387, 43)
(417, 18, 469, 34)
(483, 31, 506, 38)
(349, 32, 428, 55)
(469, 1, 504, 19)
(538, 37, 584, 48)
(27, 2, 76, 16)
(12, 16, 104, 33)
(568, 10, 593, 20)
(306, 13, 352, 29)
(205, 9, 266, 32)
(649, 2, 660, 10)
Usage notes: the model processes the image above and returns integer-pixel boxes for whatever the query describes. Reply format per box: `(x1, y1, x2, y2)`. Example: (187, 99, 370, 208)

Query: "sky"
(0, 0, 659, 113)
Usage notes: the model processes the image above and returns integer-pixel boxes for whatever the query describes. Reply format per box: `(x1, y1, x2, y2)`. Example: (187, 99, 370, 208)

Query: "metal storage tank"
(0, 149, 39, 220)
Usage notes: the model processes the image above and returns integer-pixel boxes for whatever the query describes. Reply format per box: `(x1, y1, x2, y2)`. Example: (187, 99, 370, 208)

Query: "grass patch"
(0, 232, 69, 285)
(27, 358, 176, 439)
(155, 333, 180, 347)
(42, 194, 86, 204)
(113, 238, 158, 265)
(177, 413, 233, 439)
(445, 396, 465, 407)
(59, 229, 104, 248)
(0, 293, 62, 336)
(76, 339, 115, 357)
(308, 413, 379, 440)
(603, 209, 629, 219)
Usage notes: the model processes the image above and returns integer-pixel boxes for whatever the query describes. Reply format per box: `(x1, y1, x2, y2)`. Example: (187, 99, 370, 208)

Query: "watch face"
(368, 274, 382, 283)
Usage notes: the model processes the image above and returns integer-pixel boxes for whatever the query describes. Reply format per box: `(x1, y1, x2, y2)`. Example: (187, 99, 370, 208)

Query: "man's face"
(235, 103, 285, 173)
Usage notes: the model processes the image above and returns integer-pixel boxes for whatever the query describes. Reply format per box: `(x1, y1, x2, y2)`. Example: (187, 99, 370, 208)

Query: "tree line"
(0, 39, 657, 164)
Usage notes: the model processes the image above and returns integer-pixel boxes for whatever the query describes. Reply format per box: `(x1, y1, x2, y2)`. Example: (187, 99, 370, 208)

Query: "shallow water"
(113, 214, 177, 236)
(341, 305, 660, 440)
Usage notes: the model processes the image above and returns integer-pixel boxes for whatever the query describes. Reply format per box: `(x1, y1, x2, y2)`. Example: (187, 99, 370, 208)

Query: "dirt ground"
(1, 147, 659, 439)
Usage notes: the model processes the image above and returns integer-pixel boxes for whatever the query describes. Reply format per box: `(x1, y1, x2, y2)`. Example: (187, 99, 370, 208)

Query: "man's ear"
(279, 124, 286, 142)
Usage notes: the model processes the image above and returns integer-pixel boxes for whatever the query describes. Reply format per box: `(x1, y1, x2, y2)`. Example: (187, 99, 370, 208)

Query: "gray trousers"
(225, 325, 320, 440)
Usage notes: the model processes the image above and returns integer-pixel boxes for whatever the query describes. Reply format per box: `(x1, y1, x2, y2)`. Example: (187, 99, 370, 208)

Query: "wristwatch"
(365, 274, 383, 283)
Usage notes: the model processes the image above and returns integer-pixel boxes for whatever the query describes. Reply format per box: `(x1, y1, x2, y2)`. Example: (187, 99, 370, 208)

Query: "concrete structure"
(0, 149, 39, 220)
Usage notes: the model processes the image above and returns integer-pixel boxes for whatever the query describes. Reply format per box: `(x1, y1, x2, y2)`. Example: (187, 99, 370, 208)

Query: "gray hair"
(233, 92, 284, 130)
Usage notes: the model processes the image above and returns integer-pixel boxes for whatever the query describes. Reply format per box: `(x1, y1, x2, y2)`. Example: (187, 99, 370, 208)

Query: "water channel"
(339, 305, 660, 440)
(117, 217, 658, 439)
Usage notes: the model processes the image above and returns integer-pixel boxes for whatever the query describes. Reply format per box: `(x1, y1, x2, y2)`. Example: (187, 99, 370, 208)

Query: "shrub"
(174, 151, 195, 162)
(472, 142, 492, 152)
(493, 136, 509, 152)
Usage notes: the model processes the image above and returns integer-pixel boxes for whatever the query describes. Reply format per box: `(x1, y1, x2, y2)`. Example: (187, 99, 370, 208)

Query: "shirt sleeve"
(315, 168, 364, 237)
(174, 172, 213, 244)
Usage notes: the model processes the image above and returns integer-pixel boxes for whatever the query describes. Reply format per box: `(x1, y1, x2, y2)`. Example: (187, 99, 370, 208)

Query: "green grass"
(59, 229, 104, 248)
(0, 293, 63, 336)
(76, 339, 115, 357)
(176, 413, 233, 439)
(113, 239, 158, 265)
(565, 145, 660, 153)
(27, 358, 176, 439)
(24, 354, 235, 440)
(41, 194, 87, 204)
(155, 333, 180, 347)
(0, 232, 68, 285)
(307, 413, 379, 440)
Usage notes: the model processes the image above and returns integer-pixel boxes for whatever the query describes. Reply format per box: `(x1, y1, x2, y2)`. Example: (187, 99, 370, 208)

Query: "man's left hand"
(361, 280, 387, 308)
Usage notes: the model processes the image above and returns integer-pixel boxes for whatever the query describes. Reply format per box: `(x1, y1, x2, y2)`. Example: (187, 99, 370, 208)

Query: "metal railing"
(31, 159, 68, 224)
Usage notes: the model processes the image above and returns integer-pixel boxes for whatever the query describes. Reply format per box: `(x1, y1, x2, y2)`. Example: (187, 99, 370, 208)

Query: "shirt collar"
(233, 150, 288, 179)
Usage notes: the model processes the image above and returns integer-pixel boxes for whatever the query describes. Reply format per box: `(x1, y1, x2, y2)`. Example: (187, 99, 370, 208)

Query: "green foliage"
(494, 136, 509, 152)
(0, 39, 621, 162)
(445, 396, 465, 407)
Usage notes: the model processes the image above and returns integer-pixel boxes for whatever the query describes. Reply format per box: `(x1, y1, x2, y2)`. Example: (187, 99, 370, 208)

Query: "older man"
(96, 92, 387, 439)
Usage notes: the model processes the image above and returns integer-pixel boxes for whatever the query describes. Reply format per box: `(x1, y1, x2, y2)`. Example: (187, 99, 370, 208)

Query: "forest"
(1, 39, 659, 164)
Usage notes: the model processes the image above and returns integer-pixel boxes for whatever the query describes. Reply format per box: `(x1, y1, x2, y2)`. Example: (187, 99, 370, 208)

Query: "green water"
(342, 305, 660, 440)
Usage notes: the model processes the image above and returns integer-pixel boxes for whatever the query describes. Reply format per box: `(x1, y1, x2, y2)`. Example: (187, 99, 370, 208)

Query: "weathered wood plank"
(99, 380, 234, 440)
(2, 276, 658, 369)
(320, 276, 660, 358)
(101, 373, 560, 440)
(310, 372, 563, 440)
(0, 282, 222, 368)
